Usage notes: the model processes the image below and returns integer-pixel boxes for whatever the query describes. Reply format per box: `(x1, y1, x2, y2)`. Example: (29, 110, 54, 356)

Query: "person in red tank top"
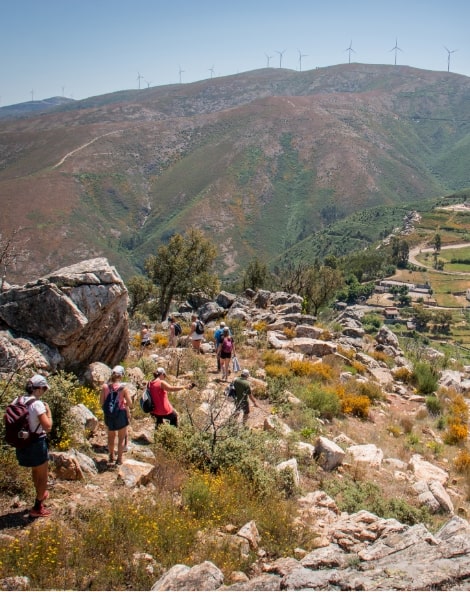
(149, 367, 193, 427)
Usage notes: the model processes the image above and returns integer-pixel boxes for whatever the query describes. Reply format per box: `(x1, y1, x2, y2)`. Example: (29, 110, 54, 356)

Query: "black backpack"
(102, 385, 122, 418)
(139, 383, 154, 414)
(3, 396, 41, 449)
(174, 322, 182, 336)
(195, 319, 205, 334)
(225, 382, 236, 399)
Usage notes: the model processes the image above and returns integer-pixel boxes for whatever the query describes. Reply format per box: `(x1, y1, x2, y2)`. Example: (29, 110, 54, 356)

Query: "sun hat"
(241, 369, 250, 378)
(30, 374, 49, 389)
(220, 321, 226, 327)
(112, 365, 125, 376)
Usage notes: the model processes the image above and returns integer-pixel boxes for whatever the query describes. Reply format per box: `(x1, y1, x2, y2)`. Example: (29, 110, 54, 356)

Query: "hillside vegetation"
(0, 64, 470, 282)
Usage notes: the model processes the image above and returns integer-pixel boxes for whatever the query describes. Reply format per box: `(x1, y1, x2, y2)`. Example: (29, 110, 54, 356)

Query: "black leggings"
(154, 410, 178, 427)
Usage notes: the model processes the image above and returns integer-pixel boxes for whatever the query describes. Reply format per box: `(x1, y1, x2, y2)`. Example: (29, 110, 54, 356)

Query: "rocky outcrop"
(149, 515, 470, 591)
(0, 258, 128, 373)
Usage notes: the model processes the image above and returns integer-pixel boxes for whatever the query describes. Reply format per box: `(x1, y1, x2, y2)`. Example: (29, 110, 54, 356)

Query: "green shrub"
(323, 477, 430, 525)
(303, 384, 341, 420)
(412, 362, 438, 394)
(425, 395, 443, 416)
(0, 447, 34, 497)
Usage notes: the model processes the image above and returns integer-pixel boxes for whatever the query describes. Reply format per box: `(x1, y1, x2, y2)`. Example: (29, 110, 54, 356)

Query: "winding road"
(408, 242, 470, 276)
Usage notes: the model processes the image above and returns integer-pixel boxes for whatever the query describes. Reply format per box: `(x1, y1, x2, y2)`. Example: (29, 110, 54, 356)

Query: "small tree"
(304, 265, 343, 315)
(413, 303, 432, 331)
(243, 258, 269, 291)
(0, 228, 29, 290)
(145, 228, 219, 320)
(127, 275, 155, 316)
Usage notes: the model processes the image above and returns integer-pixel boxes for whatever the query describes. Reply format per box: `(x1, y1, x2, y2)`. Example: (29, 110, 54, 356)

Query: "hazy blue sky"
(1, 0, 468, 107)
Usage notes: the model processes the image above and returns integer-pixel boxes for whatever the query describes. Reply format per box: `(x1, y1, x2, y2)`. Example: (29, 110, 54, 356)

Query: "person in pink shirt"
(149, 367, 193, 427)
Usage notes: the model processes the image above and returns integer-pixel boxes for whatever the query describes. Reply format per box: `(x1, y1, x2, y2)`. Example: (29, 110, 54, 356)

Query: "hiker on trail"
(213, 321, 230, 371)
(100, 365, 133, 466)
(148, 367, 193, 427)
(140, 323, 151, 348)
(168, 316, 177, 347)
(189, 314, 204, 353)
(232, 369, 259, 424)
(14, 374, 53, 518)
(217, 326, 235, 381)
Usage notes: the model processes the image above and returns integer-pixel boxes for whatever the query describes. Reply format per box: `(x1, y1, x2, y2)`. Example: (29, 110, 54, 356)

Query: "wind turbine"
(144, 79, 152, 88)
(136, 72, 144, 89)
(345, 40, 355, 64)
(298, 49, 308, 72)
(389, 38, 402, 65)
(265, 53, 273, 67)
(444, 46, 457, 72)
(30, 89, 34, 102)
(209, 65, 215, 78)
(178, 65, 185, 84)
(275, 49, 286, 68)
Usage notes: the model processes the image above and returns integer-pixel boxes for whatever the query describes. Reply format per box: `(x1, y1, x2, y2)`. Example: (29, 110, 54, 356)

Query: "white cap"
(241, 369, 250, 378)
(30, 374, 49, 389)
(112, 365, 125, 376)
(220, 321, 226, 327)
(156, 367, 166, 375)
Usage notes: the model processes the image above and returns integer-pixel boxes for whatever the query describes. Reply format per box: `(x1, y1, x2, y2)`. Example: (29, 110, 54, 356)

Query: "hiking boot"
(29, 505, 52, 518)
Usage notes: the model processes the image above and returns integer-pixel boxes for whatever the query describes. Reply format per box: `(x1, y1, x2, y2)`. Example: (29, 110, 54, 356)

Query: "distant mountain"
(0, 96, 76, 119)
(0, 64, 469, 283)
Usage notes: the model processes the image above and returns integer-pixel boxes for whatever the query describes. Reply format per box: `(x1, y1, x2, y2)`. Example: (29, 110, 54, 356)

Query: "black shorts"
(16, 436, 49, 467)
(220, 351, 232, 359)
(104, 409, 129, 431)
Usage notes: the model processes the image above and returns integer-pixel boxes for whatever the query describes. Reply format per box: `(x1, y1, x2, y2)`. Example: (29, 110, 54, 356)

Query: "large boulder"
(0, 258, 128, 373)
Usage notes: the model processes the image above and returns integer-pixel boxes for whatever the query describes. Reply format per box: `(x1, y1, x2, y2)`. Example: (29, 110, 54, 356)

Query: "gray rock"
(0, 258, 128, 373)
(151, 561, 224, 591)
(0, 576, 30, 590)
(216, 291, 237, 309)
(220, 574, 281, 590)
(314, 436, 345, 471)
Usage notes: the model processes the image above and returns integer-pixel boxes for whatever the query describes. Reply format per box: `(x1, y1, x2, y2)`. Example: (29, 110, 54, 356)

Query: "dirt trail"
(52, 130, 123, 169)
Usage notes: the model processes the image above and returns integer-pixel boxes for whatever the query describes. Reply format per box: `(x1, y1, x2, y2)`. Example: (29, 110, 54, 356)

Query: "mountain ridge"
(0, 64, 469, 282)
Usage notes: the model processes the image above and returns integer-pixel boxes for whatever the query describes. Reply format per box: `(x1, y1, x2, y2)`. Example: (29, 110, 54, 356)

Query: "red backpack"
(221, 337, 233, 353)
(3, 396, 41, 449)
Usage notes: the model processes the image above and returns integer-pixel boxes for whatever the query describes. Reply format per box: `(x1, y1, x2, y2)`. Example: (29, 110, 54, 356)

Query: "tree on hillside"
(145, 228, 219, 320)
(433, 233, 441, 253)
(0, 228, 29, 290)
(243, 258, 270, 291)
(127, 275, 155, 315)
(274, 260, 309, 294)
(304, 265, 343, 315)
(413, 304, 432, 331)
(390, 236, 409, 269)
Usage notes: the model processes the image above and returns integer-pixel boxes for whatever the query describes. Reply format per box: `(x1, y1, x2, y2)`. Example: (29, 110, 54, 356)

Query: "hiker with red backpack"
(7, 374, 53, 518)
(217, 326, 235, 381)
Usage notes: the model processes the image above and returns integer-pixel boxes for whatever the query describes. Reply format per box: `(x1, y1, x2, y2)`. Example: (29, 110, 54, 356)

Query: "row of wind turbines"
(343, 39, 457, 72)
(138, 41, 458, 88)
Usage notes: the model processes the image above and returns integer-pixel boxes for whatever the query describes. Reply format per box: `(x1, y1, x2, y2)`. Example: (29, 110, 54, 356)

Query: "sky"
(1, 0, 469, 107)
